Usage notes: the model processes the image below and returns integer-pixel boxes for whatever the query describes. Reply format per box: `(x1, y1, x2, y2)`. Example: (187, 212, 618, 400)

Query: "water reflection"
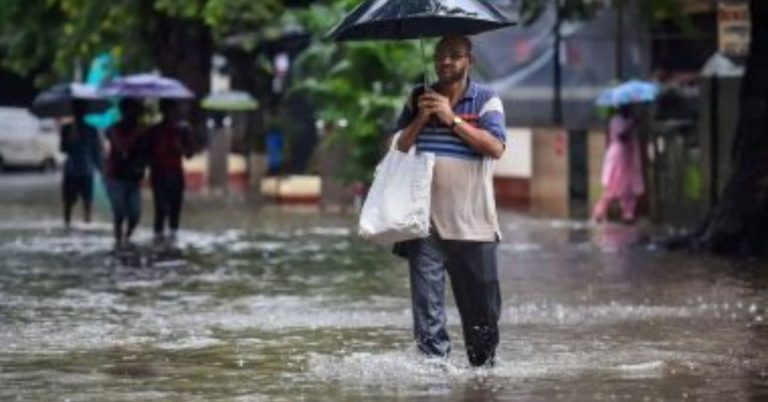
(0, 207, 765, 401)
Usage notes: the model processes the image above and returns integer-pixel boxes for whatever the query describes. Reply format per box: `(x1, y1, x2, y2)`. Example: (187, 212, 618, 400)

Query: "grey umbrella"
(30, 83, 110, 118)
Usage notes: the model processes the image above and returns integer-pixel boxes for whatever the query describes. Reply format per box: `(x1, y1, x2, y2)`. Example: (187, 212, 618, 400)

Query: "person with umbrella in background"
(591, 80, 658, 223)
(591, 104, 645, 223)
(104, 98, 147, 251)
(145, 99, 197, 247)
(59, 100, 104, 229)
(30, 82, 109, 230)
(99, 73, 195, 251)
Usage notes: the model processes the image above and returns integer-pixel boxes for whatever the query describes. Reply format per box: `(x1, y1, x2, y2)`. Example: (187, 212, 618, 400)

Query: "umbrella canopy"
(30, 83, 110, 118)
(595, 80, 661, 107)
(327, 0, 516, 41)
(100, 73, 195, 99)
(202, 91, 259, 112)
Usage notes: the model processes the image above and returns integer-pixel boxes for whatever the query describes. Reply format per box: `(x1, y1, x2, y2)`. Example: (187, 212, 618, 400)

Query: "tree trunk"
(223, 47, 272, 153)
(141, 6, 213, 131)
(695, 0, 768, 255)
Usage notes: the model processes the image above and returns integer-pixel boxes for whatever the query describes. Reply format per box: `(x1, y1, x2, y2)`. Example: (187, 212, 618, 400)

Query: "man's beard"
(437, 67, 468, 85)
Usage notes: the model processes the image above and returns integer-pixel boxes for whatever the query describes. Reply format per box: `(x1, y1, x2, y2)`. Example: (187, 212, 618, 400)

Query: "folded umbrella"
(100, 73, 195, 99)
(30, 83, 110, 118)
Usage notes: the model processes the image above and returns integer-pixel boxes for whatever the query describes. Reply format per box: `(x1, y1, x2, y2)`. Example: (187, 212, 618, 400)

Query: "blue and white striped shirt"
(394, 80, 506, 241)
(395, 80, 506, 160)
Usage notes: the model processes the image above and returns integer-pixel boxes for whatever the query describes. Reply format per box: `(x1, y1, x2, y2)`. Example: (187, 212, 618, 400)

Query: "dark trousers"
(151, 173, 184, 235)
(106, 178, 141, 243)
(62, 172, 93, 205)
(406, 232, 501, 366)
(62, 172, 93, 226)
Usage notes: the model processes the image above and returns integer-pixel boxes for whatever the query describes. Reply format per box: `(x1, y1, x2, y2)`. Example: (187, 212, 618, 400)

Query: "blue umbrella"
(596, 80, 660, 107)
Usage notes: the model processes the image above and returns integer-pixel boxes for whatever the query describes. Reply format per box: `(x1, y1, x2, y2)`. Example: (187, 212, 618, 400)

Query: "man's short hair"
(438, 35, 473, 55)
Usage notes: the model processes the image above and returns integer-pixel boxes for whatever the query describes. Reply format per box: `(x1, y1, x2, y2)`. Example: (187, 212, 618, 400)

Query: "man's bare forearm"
(396, 115, 429, 152)
(453, 123, 505, 159)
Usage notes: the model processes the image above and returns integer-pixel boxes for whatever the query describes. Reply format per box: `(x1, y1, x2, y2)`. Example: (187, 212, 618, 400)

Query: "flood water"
(1, 175, 767, 401)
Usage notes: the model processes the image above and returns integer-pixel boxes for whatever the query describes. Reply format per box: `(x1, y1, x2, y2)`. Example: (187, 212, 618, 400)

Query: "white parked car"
(0, 107, 63, 171)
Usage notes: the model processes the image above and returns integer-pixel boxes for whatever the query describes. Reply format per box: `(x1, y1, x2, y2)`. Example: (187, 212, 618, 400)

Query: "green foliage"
(0, 0, 282, 84)
(287, 2, 427, 183)
(0, 1, 144, 84)
(0, 0, 68, 83)
(640, 0, 695, 32)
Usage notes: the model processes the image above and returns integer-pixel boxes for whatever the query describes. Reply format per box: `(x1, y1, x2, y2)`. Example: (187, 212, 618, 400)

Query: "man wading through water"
(393, 35, 506, 367)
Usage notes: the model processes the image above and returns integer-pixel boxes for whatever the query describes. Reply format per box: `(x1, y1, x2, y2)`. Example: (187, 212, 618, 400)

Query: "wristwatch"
(450, 116, 465, 129)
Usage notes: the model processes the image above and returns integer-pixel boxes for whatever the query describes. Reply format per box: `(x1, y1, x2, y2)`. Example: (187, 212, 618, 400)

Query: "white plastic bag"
(358, 134, 434, 245)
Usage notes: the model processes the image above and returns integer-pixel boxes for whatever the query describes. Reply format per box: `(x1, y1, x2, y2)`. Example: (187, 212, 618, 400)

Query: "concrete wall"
(530, 127, 570, 218)
(494, 128, 533, 209)
(588, 129, 607, 215)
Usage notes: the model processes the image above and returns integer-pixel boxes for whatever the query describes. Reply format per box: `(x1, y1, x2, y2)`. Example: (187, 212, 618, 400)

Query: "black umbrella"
(327, 0, 516, 86)
(326, 0, 515, 41)
(30, 83, 110, 118)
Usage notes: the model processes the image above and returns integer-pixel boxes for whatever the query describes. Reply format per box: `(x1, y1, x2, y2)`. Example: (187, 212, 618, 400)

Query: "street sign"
(718, 1, 750, 59)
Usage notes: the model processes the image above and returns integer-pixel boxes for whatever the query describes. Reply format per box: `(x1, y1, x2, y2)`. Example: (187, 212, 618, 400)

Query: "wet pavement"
(0, 172, 766, 401)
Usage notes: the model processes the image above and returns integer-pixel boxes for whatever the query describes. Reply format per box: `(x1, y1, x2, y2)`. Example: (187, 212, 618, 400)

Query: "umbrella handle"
(420, 38, 430, 91)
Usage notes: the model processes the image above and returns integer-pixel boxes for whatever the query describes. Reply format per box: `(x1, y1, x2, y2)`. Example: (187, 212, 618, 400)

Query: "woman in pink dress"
(592, 105, 645, 222)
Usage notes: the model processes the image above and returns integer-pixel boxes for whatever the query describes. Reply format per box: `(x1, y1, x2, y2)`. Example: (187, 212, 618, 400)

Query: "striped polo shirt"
(396, 80, 506, 159)
(395, 80, 506, 241)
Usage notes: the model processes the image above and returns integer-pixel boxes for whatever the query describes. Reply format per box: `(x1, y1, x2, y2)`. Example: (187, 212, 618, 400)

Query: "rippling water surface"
(0, 189, 766, 401)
